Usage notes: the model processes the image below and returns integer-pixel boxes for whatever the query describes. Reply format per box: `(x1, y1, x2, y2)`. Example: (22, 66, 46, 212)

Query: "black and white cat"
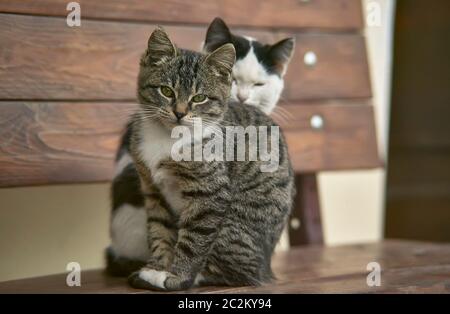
(107, 18, 295, 276)
(204, 17, 295, 114)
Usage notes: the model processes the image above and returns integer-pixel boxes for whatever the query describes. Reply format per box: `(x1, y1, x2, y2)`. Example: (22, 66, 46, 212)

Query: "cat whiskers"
(114, 106, 142, 121)
(270, 101, 294, 126)
(201, 117, 235, 129)
(187, 117, 224, 139)
(276, 103, 295, 120)
(138, 107, 163, 123)
(201, 116, 234, 126)
(200, 118, 225, 135)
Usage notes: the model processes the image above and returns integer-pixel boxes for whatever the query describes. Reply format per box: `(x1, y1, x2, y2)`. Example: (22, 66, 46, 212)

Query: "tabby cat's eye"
(254, 82, 265, 87)
(160, 86, 174, 98)
(192, 94, 207, 103)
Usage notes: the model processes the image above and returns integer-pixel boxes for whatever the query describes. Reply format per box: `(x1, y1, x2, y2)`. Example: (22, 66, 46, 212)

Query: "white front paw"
(138, 268, 170, 290)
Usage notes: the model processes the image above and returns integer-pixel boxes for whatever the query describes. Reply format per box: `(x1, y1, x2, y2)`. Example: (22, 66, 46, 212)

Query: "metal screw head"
(304, 51, 318, 67)
(310, 114, 324, 130)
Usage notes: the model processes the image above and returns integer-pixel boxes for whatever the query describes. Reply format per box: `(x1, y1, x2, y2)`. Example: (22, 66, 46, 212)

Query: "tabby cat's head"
(137, 27, 236, 130)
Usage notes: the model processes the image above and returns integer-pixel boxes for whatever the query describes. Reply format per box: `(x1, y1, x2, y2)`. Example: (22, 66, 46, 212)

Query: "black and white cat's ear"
(269, 37, 295, 76)
(203, 17, 233, 53)
(204, 43, 236, 77)
(144, 26, 177, 66)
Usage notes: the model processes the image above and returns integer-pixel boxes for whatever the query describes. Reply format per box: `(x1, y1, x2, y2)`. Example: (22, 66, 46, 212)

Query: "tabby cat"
(107, 19, 295, 280)
(114, 27, 295, 291)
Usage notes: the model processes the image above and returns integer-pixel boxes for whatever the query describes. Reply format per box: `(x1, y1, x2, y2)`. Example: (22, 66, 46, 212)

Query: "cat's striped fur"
(107, 28, 295, 290)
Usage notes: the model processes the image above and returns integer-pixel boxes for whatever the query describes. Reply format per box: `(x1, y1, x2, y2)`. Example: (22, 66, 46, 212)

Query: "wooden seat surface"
(1, 240, 449, 294)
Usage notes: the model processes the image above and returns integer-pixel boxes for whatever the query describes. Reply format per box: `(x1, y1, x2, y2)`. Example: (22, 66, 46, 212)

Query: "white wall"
(320, 0, 395, 245)
(0, 184, 110, 281)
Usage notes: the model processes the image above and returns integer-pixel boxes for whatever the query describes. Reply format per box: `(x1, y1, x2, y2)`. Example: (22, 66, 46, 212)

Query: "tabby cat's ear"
(144, 27, 177, 66)
(204, 17, 232, 53)
(269, 37, 295, 76)
(204, 43, 236, 77)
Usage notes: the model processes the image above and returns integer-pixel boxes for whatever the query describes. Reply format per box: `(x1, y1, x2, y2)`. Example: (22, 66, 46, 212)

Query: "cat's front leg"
(164, 225, 222, 291)
(128, 162, 178, 290)
(131, 161, 230, 291)
(145, 197, 177, 269)
(127, 193, 178, 291)
(130, 211, 224, 291)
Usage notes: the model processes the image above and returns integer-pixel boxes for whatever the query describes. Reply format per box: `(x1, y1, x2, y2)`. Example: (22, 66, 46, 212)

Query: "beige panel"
(0, 184, 110, 282)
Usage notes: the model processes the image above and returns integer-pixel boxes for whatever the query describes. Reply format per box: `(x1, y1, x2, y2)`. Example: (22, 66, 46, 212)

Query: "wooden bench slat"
(0, 0, 364, 30)
(0, 13, 371, 101)
(283, 33, 372, 100)
(0, 102, 133, 187)
(1, 241, 449, 293)
(281, 103, 380, 172)
(0, 101, 380, 187)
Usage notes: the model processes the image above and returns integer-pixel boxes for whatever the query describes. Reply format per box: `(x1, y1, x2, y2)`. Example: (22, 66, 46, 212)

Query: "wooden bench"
(1, 240, 449, 293)
(0, 0, 416, 292)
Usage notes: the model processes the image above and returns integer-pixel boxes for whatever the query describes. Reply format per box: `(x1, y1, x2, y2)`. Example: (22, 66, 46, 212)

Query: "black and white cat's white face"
(204, 18, 295, 114)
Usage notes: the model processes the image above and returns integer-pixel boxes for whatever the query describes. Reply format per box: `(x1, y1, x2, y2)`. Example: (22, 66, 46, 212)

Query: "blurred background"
(0, 0, 449, 282)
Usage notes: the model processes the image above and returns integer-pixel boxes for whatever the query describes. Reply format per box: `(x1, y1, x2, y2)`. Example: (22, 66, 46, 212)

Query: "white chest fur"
(138, 121, 176, 174)
(137, 121, 185, 213)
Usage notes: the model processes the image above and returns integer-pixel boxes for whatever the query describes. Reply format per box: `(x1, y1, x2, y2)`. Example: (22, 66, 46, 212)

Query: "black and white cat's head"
(204, 18, 295, 114)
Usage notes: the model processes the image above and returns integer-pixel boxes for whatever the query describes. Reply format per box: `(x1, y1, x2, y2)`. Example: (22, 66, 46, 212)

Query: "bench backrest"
(0, 0, 380, 244)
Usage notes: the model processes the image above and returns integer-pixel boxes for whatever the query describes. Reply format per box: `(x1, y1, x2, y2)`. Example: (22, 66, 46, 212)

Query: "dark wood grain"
(289, 174, 323, 246)
(0, 0, 364, 30)
(1, 241, 449, 293)
(0, 13, 371, 101)
(0, 101, 380, 187)
(0, 102, 136, 187)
